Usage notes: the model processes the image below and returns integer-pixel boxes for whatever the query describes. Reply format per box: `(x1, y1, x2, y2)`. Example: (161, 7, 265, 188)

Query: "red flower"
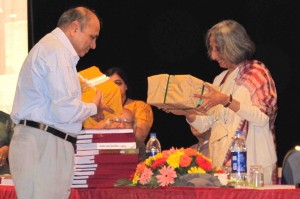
(151, 157, 167, 169)
(195, 155, 213, 171)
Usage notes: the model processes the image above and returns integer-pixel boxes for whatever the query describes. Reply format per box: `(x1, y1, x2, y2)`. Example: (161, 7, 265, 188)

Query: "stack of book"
(71, 128, 139, 188)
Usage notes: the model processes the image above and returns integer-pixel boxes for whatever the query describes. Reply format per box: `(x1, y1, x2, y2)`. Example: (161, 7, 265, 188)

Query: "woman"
(176, 20, 278, 184)
(105, 67, 154, 143)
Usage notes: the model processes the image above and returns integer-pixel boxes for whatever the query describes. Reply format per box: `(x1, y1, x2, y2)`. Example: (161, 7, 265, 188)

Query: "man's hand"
(92, 90, 114, 122)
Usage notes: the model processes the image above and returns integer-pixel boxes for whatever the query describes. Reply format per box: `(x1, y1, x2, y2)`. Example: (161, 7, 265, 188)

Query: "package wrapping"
(78, 66, 123, 128)
(147, 74, 218, 115)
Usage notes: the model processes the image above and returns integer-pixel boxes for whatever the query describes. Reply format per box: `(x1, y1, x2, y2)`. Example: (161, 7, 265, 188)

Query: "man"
(107, 108, 135, 129)
(9, 6, 112, 199)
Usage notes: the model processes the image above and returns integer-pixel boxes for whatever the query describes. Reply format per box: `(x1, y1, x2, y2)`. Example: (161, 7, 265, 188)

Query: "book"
(76, 142, 137, 150)
(72, 171, 132, 183)
(76, 133, 135, 143)
(88, 163, 139, 170)
(73, 165, 136, 177)
(71, 178, 118, 188)
(78, 66, 123, 122)
(0, 176, 14, 186)
(75, 154, 139, 164)
(74, 166, 136, 176)
(80, 128, 134, 135)
(74, 163, 98, 169)
(75, 148, 139, 156)
(74, 168, 97, 171)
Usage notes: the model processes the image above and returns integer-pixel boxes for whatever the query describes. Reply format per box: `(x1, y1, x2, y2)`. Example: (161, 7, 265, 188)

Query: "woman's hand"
(194, 83, 228, 112)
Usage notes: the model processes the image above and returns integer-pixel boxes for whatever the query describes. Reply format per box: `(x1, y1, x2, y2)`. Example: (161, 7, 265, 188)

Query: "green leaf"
(114, 178, 135, 187)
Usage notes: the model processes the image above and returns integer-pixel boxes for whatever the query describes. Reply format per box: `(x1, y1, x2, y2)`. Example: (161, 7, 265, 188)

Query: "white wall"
(0, 0, 28, 113)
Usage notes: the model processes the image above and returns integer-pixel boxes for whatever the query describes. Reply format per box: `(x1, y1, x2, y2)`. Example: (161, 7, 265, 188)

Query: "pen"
(197, 83, 205, 107)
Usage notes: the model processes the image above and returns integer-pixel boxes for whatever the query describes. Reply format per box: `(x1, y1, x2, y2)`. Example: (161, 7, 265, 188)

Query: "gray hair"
(57, 6, 100, 31)
(205, 19, 255, 64)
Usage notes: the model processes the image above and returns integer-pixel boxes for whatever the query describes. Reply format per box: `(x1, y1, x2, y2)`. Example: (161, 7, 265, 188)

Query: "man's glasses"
(109, 118, 134, 127)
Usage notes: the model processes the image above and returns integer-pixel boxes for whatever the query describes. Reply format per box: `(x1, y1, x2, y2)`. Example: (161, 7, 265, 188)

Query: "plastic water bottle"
(146, 132, 161, 158)
(230, 130, 247, 187)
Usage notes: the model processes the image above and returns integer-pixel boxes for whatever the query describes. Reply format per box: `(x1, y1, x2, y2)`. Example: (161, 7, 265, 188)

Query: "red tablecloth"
(1, 185, 299, 199)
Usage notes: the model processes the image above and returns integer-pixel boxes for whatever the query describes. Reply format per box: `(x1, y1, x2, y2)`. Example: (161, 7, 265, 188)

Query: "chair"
(281, 146, 300, 185)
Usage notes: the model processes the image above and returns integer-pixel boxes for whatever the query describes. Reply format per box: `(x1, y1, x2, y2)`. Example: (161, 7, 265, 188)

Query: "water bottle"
(145, 132, 161, 158)
(230, 130, 247, 187)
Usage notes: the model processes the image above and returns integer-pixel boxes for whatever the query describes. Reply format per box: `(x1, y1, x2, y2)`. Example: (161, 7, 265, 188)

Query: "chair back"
(281, 147, 300, 184)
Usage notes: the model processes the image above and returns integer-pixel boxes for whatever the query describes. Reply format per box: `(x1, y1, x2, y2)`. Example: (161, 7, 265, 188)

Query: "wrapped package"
(147, 74, 218, 115)
(78, 66, 123, 128)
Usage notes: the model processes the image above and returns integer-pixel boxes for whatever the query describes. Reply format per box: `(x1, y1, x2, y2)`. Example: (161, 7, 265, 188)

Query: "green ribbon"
(163, 75, 171, 104)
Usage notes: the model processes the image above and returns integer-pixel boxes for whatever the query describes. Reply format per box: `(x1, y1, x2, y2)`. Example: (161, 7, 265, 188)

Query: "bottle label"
(146, 151, 157, 158)
(231, 151, 247, 173)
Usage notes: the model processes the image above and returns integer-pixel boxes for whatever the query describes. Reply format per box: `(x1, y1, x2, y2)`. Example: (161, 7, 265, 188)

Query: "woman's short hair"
(205, 19, 255, 64)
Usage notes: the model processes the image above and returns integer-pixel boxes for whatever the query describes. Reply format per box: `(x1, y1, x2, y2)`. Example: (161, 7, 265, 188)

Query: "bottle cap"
(236, 130, 242, 135)
(150, 132, 156, 137)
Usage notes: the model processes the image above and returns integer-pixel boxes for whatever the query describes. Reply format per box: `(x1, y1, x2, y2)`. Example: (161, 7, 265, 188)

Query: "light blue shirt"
(11, 27, 97, 135)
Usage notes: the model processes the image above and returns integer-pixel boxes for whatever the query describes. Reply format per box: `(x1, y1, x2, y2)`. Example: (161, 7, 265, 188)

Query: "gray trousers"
(9, 125, 74, 199)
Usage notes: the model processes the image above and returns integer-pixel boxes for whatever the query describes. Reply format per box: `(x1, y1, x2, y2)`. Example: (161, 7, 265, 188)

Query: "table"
(1, 185, 299, 199)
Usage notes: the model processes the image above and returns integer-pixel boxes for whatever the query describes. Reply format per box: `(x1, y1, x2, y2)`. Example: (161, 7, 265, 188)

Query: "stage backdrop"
(28, 0, 300, 166)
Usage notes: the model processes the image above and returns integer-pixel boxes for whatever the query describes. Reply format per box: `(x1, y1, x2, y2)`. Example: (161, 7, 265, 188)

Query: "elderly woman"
(171, 20, 278, 185)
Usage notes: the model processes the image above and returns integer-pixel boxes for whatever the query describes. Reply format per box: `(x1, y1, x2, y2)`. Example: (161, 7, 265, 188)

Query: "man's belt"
(19, 120, 77, 144)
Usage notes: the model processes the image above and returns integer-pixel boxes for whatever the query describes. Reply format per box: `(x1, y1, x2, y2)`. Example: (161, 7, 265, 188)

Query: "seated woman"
(0, 110, 15, 175)
(105, 67, 153, 144)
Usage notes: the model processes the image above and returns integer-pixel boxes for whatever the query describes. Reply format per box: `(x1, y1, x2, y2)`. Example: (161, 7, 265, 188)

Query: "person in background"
(170, 19, 278, 184)
(93, 107, 146, 162)
(0, 110, 14, 175)
(93, 107, 135, 129)
(105, 67, 154, 144)
(108, 107, 146, 162)
(189, 127, 210, 158)
(9, 6, 113, 199)
(107, 108, 135, 129)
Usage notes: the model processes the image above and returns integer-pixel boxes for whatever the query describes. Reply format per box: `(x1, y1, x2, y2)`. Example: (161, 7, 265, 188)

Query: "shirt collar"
(51, 27, 80, 64)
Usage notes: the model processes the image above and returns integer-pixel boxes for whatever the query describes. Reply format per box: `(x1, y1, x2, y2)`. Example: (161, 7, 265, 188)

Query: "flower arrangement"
(115, 147, 224, 187)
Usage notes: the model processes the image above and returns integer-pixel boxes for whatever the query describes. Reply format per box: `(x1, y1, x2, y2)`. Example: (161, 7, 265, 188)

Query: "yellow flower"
(115, 147, 223, 188)
(188, 166, 206, 174)
(145, 156, 154, 166)
(132, 172, 140, 184)
(167, 150, 184, 168)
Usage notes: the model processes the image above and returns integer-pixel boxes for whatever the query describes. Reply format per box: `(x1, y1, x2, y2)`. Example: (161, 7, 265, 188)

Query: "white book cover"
(71, 184, 88, 188)
(75, 148, 139, 156)
(74, 168, 96, 171)
(77, 139, 94, 144)
(79, 128, 133, 135)
(74, 171, 95, 176)
(73, 175, 89, 180)
(76, 150, 100, 156)
(76, 142, 136, 150)
(75, 156, 96, 164)
(74, 163, 98, 169)
(75, 159, 94, 164)
(72, 179, 87, 184)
